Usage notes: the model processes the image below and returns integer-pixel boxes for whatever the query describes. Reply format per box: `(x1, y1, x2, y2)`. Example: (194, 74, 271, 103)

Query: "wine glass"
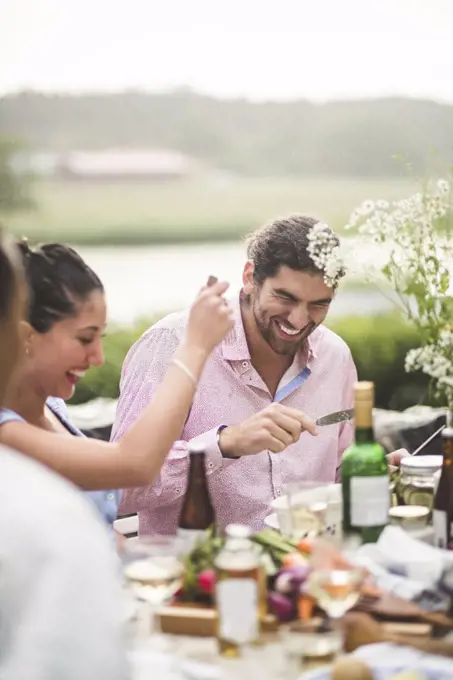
(305, 567, 365, 656)
(122, 535, 185, 648)
(306, 568, 365, 619)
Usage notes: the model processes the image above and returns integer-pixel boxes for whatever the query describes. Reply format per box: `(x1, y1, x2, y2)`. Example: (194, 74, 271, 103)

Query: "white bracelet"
(171, 358, 198, 387)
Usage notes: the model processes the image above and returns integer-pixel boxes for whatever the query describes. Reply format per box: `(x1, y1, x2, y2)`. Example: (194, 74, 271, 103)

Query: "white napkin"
(351, 526, 453, 600)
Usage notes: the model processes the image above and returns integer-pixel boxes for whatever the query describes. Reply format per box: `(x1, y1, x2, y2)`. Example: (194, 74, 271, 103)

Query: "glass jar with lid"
(396, 455, 442, 510)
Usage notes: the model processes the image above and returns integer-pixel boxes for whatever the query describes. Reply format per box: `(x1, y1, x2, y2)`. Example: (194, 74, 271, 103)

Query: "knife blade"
(316, 408, 354, 427)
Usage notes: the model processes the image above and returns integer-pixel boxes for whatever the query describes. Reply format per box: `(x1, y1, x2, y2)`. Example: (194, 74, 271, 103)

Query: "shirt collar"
(221, 291, 319, 366)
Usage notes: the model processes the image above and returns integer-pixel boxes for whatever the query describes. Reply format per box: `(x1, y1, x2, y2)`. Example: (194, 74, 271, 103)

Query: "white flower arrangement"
(346, 176, 453, 407)
(307, 221, 346, 288)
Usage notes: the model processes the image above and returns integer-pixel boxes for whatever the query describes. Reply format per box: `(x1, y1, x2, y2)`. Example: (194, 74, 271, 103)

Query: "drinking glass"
(122, 535, 186, 647)
(306, 568, 365, 619)
(305, 567, 366, 656)
(323, 484, 343, 545)
(283, 481, 330, 540)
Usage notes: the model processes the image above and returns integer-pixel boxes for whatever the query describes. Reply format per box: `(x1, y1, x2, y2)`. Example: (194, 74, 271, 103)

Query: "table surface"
(125, 597, 314, 680)
(127, 526, 439, 679)
(130, 630, 316, 680)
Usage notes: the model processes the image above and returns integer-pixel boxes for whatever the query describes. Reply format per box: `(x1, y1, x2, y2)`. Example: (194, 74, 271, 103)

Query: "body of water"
(78, 241, 395, 326)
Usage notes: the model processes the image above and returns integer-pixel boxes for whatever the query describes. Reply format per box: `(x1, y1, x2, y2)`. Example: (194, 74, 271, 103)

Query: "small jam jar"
(396, 455, 442, 511)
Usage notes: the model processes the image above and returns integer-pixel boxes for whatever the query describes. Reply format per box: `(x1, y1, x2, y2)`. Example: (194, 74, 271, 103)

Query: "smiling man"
(112, 215, 357, 533)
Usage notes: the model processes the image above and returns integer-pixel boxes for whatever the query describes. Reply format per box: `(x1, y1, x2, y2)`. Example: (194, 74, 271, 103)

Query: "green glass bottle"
(341, 381, 389, 544)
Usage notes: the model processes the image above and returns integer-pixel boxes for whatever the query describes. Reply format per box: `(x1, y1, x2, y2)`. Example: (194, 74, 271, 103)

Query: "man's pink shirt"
(112, 295, 357, 534)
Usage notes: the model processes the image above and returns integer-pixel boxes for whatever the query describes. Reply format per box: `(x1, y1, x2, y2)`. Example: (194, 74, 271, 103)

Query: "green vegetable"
(179, 525, 308, 603)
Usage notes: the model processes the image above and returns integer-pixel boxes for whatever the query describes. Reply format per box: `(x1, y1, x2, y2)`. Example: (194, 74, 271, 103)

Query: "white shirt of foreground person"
(0, 444, 129, 680)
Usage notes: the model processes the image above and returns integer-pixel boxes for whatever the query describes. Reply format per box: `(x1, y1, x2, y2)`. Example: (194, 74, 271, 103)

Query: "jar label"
(217, 579, 258, 644)
(350, 476, 389, 527)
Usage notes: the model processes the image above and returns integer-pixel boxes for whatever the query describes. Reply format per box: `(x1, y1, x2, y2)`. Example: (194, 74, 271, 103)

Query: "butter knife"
(316, 408, 354, 427)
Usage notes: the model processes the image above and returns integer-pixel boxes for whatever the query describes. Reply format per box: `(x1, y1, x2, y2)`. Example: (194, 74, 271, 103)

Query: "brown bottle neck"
(442, 429, 453, 467)
(180, 450, 215, 529)
(188, 451, 207, 479)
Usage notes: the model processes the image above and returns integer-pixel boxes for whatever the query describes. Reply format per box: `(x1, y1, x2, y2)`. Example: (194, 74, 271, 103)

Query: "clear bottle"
(341, 381, 389, 544)
(177, 442, 216, 549)
(214, 524, 261, 657)
(433, 414, 453, 549)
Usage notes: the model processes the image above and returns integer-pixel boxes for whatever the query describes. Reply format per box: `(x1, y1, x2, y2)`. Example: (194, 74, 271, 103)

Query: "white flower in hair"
(307, 222, 346, 288)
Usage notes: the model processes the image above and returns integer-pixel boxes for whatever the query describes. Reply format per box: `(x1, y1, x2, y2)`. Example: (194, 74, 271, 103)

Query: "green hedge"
(71, 312, 431, 411)
(327, 315, 431, 410)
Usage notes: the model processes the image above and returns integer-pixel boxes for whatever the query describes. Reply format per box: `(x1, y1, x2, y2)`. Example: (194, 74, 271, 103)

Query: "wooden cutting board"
(356, 591, 453, 629)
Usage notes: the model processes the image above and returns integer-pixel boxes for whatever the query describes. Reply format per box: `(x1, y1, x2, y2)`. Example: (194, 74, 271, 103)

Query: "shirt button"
(276, 489, 282, 496)
(175, 488, 181, 495)
(207, 461, 214, 468)
(241, 361, 249, 368)
(107, 493, 115, 501)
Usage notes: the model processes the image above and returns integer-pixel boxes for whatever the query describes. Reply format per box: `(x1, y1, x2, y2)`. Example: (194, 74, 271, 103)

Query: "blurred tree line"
(2, 90, 453, 177)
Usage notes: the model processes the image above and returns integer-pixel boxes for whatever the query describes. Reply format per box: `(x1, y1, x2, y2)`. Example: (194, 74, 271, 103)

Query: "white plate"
(264, 508, 342, 540)
(266, 508, 435, 545)
(269, 483, 343, 536)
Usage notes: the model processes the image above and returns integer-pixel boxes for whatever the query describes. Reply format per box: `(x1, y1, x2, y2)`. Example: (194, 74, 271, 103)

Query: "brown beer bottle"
(433, 415, 453, 549)
(177, 442, 216, 548)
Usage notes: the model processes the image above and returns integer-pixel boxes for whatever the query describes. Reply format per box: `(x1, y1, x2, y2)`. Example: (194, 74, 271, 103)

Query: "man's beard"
(252, 299, 316, 356)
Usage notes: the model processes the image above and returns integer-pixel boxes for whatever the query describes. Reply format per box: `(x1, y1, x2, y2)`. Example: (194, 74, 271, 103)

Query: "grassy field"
(7, 176, 418, 245)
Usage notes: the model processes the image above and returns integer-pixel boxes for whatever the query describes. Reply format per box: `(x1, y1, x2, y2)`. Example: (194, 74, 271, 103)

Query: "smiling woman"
(0, 239, 235, 529)
(4, 241, 118, 525)
(17, 241, 106, 400)
(0, 228, 130, 680)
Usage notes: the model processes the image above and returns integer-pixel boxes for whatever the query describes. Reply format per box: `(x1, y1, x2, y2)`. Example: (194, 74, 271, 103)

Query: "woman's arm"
(0, 281, 234, 490)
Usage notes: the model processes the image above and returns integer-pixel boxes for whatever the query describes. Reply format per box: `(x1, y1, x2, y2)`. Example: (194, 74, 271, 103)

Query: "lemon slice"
(407, 490, 433, 508)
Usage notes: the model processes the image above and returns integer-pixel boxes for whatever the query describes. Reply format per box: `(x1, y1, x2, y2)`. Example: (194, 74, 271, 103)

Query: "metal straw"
(410, 424, 445, 456)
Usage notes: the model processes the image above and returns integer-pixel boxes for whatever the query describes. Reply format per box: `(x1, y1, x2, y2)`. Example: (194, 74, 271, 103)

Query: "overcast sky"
(1, 0, 452, 102)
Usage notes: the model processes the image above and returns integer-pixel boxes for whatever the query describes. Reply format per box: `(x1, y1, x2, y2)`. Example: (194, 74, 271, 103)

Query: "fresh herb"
(178, 525, 309, 603)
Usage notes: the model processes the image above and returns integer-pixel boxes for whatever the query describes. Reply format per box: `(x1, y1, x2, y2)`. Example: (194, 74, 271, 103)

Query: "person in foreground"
(0, 240, 234, 525)
(0, 229, 129, 680)
(113, 215, 356, 533)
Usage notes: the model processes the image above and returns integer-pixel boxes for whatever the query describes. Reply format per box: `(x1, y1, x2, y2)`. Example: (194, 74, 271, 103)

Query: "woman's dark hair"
(16, 240, 104, 333)
(246, 214, 343, 286)
(0, 232, 18, 323)
(0, 226, 24, 404)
